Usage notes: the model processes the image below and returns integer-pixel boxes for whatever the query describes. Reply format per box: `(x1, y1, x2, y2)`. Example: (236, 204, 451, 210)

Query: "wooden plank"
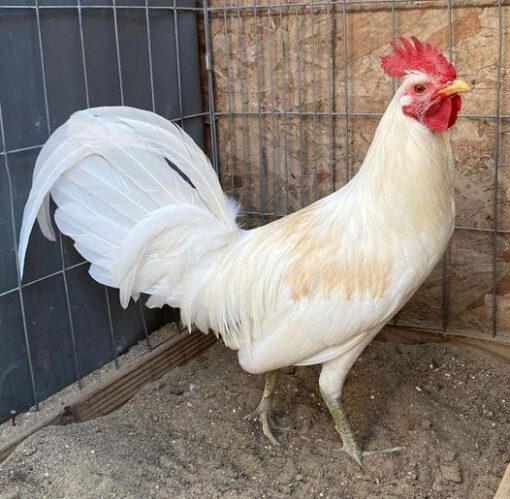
(67, 333, 215, 422)
(0, 330, 215, 464)
(379, 326, 510, 365)
(0, 413, 63, 464)
(494, 462, 510, 499)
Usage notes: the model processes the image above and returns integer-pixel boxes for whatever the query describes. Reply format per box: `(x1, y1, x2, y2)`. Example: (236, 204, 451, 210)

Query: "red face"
(401, 78, 463, 132)
(380, 36, 472, 132)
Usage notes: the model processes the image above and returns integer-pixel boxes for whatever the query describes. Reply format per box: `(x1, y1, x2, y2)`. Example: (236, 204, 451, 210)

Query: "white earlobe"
(399, 94, 412, 106)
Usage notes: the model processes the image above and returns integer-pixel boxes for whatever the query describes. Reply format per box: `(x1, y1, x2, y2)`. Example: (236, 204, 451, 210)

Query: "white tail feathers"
(18, 106, 240, 320)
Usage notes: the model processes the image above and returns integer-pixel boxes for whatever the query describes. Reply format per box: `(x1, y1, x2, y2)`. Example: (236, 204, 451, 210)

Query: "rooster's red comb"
(381, 35, 456, 84)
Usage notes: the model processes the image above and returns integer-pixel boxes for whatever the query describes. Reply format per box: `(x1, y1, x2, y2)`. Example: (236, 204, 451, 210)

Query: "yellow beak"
(439, 79, 472, 96)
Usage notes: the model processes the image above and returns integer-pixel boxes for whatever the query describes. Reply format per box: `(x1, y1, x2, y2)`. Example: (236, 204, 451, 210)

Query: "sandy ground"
(0, 331, 509, 498)
(0, 325, 178, 446)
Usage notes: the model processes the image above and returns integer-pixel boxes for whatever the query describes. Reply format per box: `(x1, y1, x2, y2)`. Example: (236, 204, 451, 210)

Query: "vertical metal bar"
(78, 0, 119, 365)
(35, 0, 82, 387)
(267, 5, 278, 215)
(253, 0, 265, 223)
(236, 3, 249, 214)
(139, 299, 151, 349)
(112, 0, 150, 350)
(140, 0, 157, 350)
(0, 101, 39, 410)
(491, 0, 503, 337)
(441, 0, 453, 332)
(310, 0, 318, 201)
(145, 0, 156, 113)
(391, 0, 396, 95)
(295, 1, 305, 208)
(172, 0, 185, 126)
(390, 0, 398, 327)
(341, 0, 350, 182)
(112, 0, 125, 105)
(223, 0, 237, 195)
(104, 289, 119, 369)
(279, 3, 290, 214)
(141, 1, 154, 349)
(446, 0, 453, 60)
(77, 0, 90, 109)
(34, 1, 50, 128)
(203, 0, 220, 175)
(327, 0, 336, 193)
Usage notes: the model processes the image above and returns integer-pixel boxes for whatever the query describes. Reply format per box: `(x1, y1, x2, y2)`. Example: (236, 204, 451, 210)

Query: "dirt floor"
(0, 330, 509, 498)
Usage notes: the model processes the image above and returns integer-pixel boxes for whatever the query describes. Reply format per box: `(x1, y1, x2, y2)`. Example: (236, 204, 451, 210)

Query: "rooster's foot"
(245, 370, 283, 446)
(340, 440, 378, 483)
(244, 400, 283, 445)
(340, 439, 404, 484)
(321, 390, 404, 484)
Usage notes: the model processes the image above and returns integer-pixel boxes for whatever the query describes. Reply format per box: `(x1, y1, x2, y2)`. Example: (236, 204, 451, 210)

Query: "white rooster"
(19, 36, 471, 473)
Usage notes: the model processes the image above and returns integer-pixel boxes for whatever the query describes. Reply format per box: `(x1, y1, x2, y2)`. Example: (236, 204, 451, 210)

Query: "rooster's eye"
(414, 84, 426, 94)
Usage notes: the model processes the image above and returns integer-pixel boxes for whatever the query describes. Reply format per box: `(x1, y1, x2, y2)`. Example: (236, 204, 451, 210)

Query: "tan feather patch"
(263, 204, 394, 302)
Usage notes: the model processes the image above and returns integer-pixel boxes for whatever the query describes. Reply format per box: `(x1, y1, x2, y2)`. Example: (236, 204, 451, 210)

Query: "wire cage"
(204, 0, 510, 342)
(0, 0, 509, 420)
(0, 0, 204, 420)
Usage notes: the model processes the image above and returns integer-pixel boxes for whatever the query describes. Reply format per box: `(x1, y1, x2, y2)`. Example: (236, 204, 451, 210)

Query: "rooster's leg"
(319, 349, 402, 481)
(244, 370, 282, 445)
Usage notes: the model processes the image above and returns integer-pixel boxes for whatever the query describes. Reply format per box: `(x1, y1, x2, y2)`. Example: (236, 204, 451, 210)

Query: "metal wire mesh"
(203, 0, 510, 341)
(1, 0, 508, 418)
(0, 0, 204, 416)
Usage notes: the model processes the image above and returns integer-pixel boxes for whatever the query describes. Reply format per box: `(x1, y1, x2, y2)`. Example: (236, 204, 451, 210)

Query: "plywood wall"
(199, 0, 510, 339)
